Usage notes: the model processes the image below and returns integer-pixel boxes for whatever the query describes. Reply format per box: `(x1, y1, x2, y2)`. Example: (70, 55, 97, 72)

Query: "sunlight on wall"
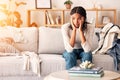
(0, 0, 26, 27)
(0, 0, 120, 27)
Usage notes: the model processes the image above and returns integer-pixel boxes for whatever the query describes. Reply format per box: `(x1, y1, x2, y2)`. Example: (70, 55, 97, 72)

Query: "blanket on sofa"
(107, 39, 120, 71)
(92, 23, 120, 54)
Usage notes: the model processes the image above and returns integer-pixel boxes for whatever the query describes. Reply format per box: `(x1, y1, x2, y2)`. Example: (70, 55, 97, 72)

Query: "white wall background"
(1, 0, 120, 27)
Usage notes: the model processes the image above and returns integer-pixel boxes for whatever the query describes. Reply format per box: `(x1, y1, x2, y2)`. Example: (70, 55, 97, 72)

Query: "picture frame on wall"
(102, 16, 111, 24)
(35, 0, 52, 9)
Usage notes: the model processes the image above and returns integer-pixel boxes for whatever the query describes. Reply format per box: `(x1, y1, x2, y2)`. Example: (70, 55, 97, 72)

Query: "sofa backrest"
(38, 27, 65, 54)
(0, 26, 98, 54)
(0, 26, 38, 53)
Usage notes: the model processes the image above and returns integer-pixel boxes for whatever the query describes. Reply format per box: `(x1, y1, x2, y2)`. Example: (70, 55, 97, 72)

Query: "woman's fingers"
(70, 18, 76, 30)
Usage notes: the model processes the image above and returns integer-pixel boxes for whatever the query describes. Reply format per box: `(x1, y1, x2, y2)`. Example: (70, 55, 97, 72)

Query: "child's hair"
(70, 6, 88, 31)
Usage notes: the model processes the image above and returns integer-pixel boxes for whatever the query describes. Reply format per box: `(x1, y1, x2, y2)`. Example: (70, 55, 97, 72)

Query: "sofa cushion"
(0, 56, 37, 76)
(0, 27, 38, 53)
(93, 54, 114, 71)
(39, 54, 115, 76)
(38, 27, 65, 54)
(39, 54, 66, 76)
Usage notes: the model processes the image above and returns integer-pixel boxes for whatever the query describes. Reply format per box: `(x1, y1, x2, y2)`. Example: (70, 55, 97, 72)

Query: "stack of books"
(68, 66, 104, 77)
(45, 11, 55, 25)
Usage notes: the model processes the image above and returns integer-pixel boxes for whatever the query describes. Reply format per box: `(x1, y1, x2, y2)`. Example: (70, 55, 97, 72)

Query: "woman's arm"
(79, 29, 86, 44)
(69, 29, 76, 47)
(79, 21, 91, 52)
(79, 21, 86, 44)
(61, 23, 74, 52)
(69, 19, 76, 47)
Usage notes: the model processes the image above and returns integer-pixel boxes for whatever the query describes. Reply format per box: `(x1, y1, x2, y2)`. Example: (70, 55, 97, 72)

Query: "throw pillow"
(38, 27, 65, 54)
(0, 37, 20, 53)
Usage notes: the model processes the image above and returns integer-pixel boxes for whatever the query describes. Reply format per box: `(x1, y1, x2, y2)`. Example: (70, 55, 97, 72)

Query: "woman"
(61, 6, 94, 70)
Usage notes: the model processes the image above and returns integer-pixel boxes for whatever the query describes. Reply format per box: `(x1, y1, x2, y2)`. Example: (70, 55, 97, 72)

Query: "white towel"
(22, 51, 41, 77)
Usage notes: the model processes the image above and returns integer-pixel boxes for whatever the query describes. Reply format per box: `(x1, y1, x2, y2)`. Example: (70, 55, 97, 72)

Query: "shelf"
(27, 8, 117, 28)
(45, 24, 62, 27)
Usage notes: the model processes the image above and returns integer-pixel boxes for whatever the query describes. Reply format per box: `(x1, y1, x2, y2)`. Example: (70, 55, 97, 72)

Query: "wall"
(52, 0, 120, 9)
(0, 0, 27, 27)
(0, 0, 120, 27)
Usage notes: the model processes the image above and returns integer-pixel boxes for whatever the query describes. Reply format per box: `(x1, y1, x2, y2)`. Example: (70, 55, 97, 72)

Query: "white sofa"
(0, 26, 117, 80)
(38, 27, 115, 76)
(0, 27, 42, 80)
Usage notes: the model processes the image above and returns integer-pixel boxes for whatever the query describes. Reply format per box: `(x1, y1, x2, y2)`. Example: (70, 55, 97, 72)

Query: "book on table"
(68, 66, 104, 77)
(68, 66, 103, 74)
(69, 71, 104, 77)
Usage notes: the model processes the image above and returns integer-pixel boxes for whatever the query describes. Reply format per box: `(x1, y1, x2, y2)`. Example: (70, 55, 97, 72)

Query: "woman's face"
(71, 13, 85, 28)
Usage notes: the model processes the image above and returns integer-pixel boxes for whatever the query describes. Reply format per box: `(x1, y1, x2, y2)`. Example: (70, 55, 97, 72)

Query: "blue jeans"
(62, 49, 92, 70)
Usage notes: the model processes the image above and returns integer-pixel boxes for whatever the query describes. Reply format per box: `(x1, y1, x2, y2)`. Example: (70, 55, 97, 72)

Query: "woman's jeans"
(62, 49, 92, 70)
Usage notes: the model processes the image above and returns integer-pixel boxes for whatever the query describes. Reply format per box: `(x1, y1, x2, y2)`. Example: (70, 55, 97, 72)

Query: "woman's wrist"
(73, 28, 76, 31)
(79, 29, 83, 33)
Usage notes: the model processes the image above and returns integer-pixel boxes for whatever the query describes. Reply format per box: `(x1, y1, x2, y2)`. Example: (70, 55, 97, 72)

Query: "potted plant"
(64, 0, 73, 9)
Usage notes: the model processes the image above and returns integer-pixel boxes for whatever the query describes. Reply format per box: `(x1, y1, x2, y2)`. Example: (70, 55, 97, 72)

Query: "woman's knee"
(85, 51, 92, 57)
(63, 51, 77, 69)
(81, 51, 92, 62)
(63, 51, 71, 58)
(62, 51, 75, 60)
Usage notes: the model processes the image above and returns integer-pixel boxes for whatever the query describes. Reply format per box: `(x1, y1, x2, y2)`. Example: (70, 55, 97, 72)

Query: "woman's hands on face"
(71, 18, 76, 30)
(79, 20, 82, 31)
(71, 16, 84, 31)
(79, 17, 84, 31)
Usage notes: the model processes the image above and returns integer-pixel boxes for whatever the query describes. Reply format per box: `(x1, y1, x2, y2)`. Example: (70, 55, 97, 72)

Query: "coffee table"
(44, 70, 120, 80)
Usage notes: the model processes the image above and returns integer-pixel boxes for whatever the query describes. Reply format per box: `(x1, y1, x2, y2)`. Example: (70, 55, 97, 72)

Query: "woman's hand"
(78, 19, 86, 44)
(69, 18, 76, 47)
(79, 20, 82, 31)
(79, 17, 84, 31)
(70, 18, 76, 31)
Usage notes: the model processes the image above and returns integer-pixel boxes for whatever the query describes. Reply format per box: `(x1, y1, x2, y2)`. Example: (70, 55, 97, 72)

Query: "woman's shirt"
(61, 23, 96, 52)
